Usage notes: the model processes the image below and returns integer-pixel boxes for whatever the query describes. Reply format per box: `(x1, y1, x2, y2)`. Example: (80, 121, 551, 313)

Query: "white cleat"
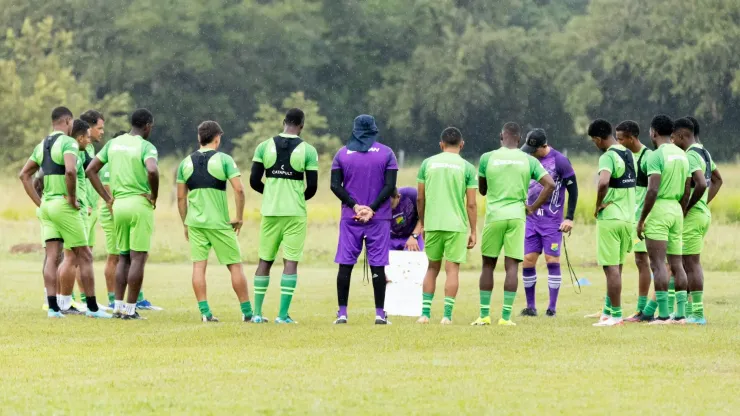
(593, 317, 624, 327)
(440, 317, 452, 325)
(416, 316, 430, 324)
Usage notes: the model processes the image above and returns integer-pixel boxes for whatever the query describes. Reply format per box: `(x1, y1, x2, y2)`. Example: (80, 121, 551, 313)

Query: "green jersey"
(177, 150, 241, 229)
(632, 146, 651, 222)
(96, 133, 159, 199)
(686, 143, 716, 217)
(84, 144, 99, 209)
(416, 152, 477, 232)
(597, 145, 636, 222)
(252, 134, 319, 217)
(646, 143, 690, 202)
(28, 131, 80, 201)
(99, 163, 111, 186)
(478, 147, 547, 223)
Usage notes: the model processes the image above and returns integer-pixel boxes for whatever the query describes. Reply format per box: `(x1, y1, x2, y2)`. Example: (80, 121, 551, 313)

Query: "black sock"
(47, 296, 59, 312)
(85, 296, 99, 312)
(370, 266, 387, 309)
(337, 264, 353, 307)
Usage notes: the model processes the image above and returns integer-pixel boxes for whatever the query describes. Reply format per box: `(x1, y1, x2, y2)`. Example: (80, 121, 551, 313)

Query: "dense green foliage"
(2, 0, 739, 161)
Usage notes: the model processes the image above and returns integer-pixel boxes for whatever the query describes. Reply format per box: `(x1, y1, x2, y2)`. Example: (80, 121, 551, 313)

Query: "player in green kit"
(416, 127, 477, 325)
(177, 121, 253, 323)
(471, 123, 554, 326)
(636, 115, 691, 325)
(19, 107, 111, 318)
(673, 117, 722, 325)
(249, 108, 319, 324)
(97, 130, 125, 308)
(87, 109, 159, 320)
(587, 119, 636, 327)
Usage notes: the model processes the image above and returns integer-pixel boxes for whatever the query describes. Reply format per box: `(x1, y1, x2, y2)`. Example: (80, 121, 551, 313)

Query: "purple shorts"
(389, 235, 425, 251)
(335, 219, 391, 266)
(525, 227, 562, 257)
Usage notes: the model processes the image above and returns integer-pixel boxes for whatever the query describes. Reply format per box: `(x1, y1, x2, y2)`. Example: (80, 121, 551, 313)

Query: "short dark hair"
(284, 108, 305, 126)
(587, 119, 612, 139)
(650, 115, 674, 136)
(440, 127, 463, 145)
(686, 116, 699, 136)
(131, 108, 154, 128)
(113, 130, 127, 138)
(51, 107, 73, 122)
(502, 122, 521, 136)
(673, 117, 695, 134)
(71, 119, 90, 138)
(80, 110, 104, 126)
(615, 120, 640, 138)
(197, 120, 224, 146)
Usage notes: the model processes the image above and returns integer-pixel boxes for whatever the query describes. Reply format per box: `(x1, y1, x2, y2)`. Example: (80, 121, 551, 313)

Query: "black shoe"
(375, 315, 391, 325)
(546, 309, 556, 317)
(112, 311, 123, 319)
(636, 313, 655, 323)
(61, 306, 84, 316)
(122, 312, 146, 320)
(202, 314, 219, 323)
(520, 307, 538, 317)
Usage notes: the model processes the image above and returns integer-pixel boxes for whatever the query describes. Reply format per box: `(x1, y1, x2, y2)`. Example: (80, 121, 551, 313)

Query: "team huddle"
(19, 106, 720, 326)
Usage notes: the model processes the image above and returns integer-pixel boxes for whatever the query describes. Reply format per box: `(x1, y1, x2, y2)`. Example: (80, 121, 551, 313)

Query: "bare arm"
(707, 168, 723, 204)
(684, 172, 706, 214)
(466, 188, 477, 249)
(18, 160, 42, 207)
(594, 170, 611, 218)
(63, 153, 78, 207)
(176, 183, 188, 240)
(230, 176, 246, 235)
(145, 158, 159, 207)
(528, 174, 555, 212)
(417, 183, 425, 228)
(85, 157, 112, 204)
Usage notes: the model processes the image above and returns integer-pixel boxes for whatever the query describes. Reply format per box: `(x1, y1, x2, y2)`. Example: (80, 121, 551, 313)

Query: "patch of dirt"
(10, 243, 43, 254)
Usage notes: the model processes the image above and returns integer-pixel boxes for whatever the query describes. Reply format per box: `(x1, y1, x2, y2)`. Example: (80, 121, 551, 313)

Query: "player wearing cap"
(519, 128, 578, 317)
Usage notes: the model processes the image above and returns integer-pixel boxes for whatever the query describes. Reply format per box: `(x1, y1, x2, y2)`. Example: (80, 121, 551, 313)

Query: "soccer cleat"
(47, 310, 65, 318)
(546, 309, 556, 317)
(648, 317, 673, 326)
(584, 311, 603, 319)
(136, 299, 163, 311)
(71, 300, 87, 312)
(625, 312, 645, 322)
(375, 316, 391, 325)
(86, 309, 113, 319)
(242, 314, 252, 323)
(98, 303, 113, 312)
(122, 312, 146, 320)
(470, 316, 491, 326)
(275, 316, 298, 324)
(685, 316, 707, 325)
(202, 314, 219, 323)
(61, 306, 85, 316)
(593, 317, 624, 327)
(440, 317, 452, 325)
(108, 301, 116, 310)
(416, 316, 430, 324)
(498, 318, 516, 326)
(250, 315, 269, 324)
(334, 315, 348, 324)
(671, 316, 686, 325)
(520, 307, 538, 317)
(112, 311, 124, 319)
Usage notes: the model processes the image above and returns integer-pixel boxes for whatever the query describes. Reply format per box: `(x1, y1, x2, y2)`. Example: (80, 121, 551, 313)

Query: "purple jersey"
(332, 142, 398, 220)
(526, 148, 574, 231)
(391, 187, 418, 238)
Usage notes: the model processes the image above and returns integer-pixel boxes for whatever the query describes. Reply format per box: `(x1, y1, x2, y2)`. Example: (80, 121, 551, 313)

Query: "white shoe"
(416, 316, 430, 324)
(593, 317, 624, 327)
(440, 317, 452, 325)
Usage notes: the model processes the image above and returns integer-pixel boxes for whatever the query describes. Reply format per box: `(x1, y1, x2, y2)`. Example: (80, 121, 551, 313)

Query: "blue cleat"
(686, 316, 707, 325)
(275, 316, 298, 324)
(136, 299, 156, 310)
(250, 315, 269, 324)
(86, 309, 113, 319)
(47, 310, 65, 319)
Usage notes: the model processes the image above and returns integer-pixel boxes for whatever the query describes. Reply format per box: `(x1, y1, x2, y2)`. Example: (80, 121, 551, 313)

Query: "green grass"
(2, 260, 740, 414)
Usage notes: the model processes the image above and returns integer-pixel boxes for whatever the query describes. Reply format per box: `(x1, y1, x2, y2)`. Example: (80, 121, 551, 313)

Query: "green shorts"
(113, 196, 154, 254)
(39, 198, 89, 249)
(597, 220, 632, 266)
(481, 219, 525, 260)
(99, 204, 117, 255)
(258, 216, 307, 262)
(189, 227, 242, 265)
(644, 199, 683, 255)
(682, 209, 710, 255)
(425, 231, 468, 264)
(86, 207, 98, 247)
(632, 225, 646, 253)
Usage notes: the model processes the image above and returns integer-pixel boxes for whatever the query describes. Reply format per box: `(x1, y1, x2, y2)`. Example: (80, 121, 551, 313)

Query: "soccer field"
(2, 260, 739, 414)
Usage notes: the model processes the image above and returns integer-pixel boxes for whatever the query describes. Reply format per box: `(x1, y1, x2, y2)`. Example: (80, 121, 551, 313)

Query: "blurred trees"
(1, 0, 739, 163)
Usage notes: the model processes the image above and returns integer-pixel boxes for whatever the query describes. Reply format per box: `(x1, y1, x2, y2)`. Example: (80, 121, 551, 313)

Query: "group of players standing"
(19, 106, 719, 326)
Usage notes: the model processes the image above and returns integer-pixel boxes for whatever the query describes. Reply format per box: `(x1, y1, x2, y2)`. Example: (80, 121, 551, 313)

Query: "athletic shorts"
(632, 225, 646, 253)
(682, 209, 711, 256)
(644, 199, 683, 255)
(597, 219, 632, 266)
(425, 230, 468, 264)
(39, 198, 88, 249)
(390, 235, 425, 251)
(481, 219, 525, 261)
(99, 204, 117, 255)
(86, 207, 98, 247)
(335, 219, 391, 266)
(258, 216, 307, 262)
(189, 227, 242, 265)
(524, 227, 562, 257)
(113, 196, 154, 254)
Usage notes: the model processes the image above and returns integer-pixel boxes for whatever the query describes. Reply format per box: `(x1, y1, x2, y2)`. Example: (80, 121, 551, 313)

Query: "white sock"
(114, 300, 124, 313)
(60, 295, 72, 311)
(125, 303, 136, 315)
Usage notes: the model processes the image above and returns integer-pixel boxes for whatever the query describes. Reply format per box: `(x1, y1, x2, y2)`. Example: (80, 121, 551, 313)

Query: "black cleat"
(636, 313, 655, 323)
(112, 311, 123, 319)
(61, 306, 85, 316)
(374, 315, 391, 325)
(122, 312, 146, 320)
(520, 307, 538, 317)
(202, 314, 219, 323)
(546, 309, 556, 317)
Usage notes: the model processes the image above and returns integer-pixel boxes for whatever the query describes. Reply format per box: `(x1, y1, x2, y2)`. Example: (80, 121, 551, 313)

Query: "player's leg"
(43, 240, 64, 316)
(667, 211, 687, 323)
(522, 228, 542, 316)
(334, 220, 364, 323)
(104, 255, 118, 307)
(209, 227, 251, 322)
(253, 216, 281, 322)
(114, 254, 131, 318)
(100, 205, 118, 306)
(366, 220, 392, 324)
(112, 199, 131, 317)
(683, 210, 709, 324)
(71, 244, 110, 318)
(57, 249, 81, 314)
(53, 203, 90, 314)
(419, 231, 444, 323)
(335, 264, 353, 324)
(542, 230, 563, 316)
(594, 221, 630, 326)
(440, 231, 466, 324)
(275, 216, 307, 324)
(499, 219, 525, 325)
(473, 221, 505, 325)
(122, 197, 154, 320)
(188, 226, 216, 321)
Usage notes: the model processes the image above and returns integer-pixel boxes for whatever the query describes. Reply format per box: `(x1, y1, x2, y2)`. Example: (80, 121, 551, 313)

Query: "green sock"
(643, 299, 658, 317)
(656, 291, 669, 318)
(240, 301, 253, 319)
(137, 291, 145, 302)
(691, 291, 704, 319)
(422, 292, 433, 318)
(479, 290, 492, 318)
(253, 276, 269, 316)
(198, 300, 211, 318)
(80, 293, 87, 302)
(686, 299, 693, 317)
(502, 291, 516, 321)
(107, 292, 115, 303)
(72, 292, 78, 302)
(667, 277, 675, 314)
(443, 296, 455, 320)
(675, 290, 687, 318)
(637, 295, 648, 313)
(278, 274, 297, 320)
(603, 295, 612, 316)
(612, 305, 622, 319)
